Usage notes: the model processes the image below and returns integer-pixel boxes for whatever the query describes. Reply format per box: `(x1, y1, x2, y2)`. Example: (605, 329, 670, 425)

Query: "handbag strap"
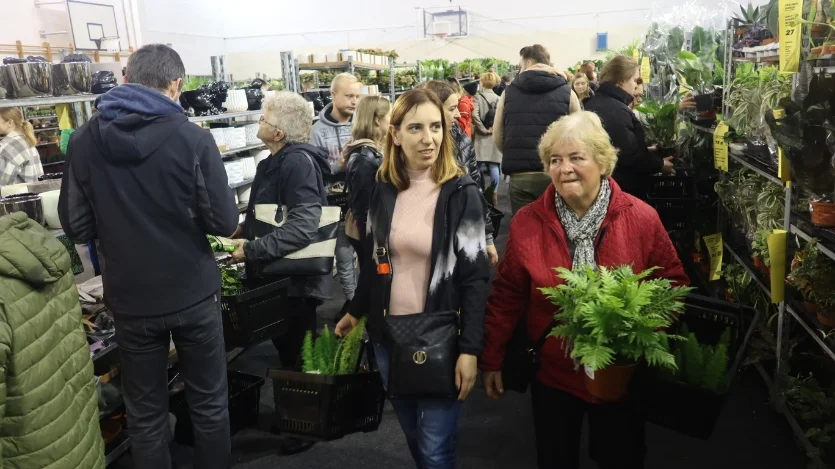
(532, 318, 558, 353)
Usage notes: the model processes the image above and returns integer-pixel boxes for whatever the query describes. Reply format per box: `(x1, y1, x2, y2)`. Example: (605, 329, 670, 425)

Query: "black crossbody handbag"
(373, 209, 459, 400)
(501, 318, 558, 393)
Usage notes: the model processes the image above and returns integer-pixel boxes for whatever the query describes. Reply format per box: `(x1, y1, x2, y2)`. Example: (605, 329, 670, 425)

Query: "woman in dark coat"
(584, 56, 674, 199)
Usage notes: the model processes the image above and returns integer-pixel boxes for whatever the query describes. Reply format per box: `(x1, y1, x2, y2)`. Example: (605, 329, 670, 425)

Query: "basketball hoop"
(432, 33, 448, 43)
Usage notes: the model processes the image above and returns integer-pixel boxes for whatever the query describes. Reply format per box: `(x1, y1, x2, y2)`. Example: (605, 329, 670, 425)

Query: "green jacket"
(0, 213, 104, 469)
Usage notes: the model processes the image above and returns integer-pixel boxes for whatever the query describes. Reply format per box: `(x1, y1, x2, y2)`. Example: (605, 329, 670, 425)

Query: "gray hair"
(126, 44, 185, 92)
(263, 92, 312, 144)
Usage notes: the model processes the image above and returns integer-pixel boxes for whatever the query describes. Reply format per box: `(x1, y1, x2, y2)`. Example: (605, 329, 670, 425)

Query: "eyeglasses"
(259, 115, 279, 130)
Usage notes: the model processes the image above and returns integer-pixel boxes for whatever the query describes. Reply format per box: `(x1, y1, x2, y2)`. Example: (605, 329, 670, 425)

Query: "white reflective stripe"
(284, 239, 337, 259)
(253, 204, 340, 228)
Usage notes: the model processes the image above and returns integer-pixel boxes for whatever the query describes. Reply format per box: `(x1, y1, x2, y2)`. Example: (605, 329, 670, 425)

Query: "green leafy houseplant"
(669, 324, 732, 393)
(541, 265, 692, 372)
(751, 230, 772, 269)
(787, 240, 835, 315)
(782, 372, 835, 459)
(636, 98, 679, 149)
(301, 318, 368, 375)
(219, 265, 242, 296)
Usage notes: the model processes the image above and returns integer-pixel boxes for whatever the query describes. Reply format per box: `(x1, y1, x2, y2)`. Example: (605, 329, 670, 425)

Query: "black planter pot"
(746, 140, 773, 166)
(694, 93, 714, 112)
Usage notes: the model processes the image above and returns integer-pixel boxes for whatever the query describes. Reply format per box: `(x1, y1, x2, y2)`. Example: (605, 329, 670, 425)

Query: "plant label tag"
(702, 233, 723, 281)
(640, 57, 651, 83)
(779, 0, 802, 73)
(632, 48, 640, 61)
(584, 365, 594, 380)
(713, 122, 729, 172)
(778, 148, 791, 183)
(767, 230, 788, 303)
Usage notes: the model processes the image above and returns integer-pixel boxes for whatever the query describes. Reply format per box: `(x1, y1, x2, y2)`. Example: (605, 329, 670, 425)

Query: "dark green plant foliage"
(636, 98, 679, 148)
(300, 319, 368, 375)
(782, 372, 835, 457)
(787, 239, 835, 309)
(671, 324, 731, 392)
(765, 73, 835, 199)
(751, 230, 772, 267)
(541, 265, 692, 371)
(219, 265, 242, 296)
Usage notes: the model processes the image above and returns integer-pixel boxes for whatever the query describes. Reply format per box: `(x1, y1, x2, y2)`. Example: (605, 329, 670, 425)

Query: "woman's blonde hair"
(378, 89, 463, 191)
(480, 71, 500, 89)
(351, 96, 391, 145)
(538, 111, 618, 178)
(599, 56, 639, 86)
(0, 108, 36, 147)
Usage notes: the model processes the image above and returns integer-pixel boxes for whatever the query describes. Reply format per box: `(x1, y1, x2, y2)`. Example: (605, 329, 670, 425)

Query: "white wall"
(0, 0, 137, 61)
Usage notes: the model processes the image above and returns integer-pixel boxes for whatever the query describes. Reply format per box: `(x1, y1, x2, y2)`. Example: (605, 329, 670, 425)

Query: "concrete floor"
(108, 181, 807, 469)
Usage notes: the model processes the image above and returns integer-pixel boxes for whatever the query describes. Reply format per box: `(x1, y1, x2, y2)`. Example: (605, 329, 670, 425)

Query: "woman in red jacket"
(480, 111, 688, 469)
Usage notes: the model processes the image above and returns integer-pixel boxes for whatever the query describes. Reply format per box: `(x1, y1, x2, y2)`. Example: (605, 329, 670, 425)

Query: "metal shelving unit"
(220, 143, 265, 157)
(285, 52, 399, 102)
(0, 94, 98, 109)
(188, 110, 262, 123)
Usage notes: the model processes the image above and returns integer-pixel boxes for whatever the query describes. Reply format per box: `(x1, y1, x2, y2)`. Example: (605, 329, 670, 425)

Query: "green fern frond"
(301, 331, 315, 373)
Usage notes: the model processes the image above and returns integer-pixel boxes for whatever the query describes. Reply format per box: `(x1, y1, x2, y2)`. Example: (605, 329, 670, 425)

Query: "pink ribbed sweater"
(389, 168, 441, 315)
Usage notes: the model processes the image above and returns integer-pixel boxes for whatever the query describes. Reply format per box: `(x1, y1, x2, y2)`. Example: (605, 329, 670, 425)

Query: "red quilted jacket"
(457, 95, 474, 139)
(480, 179, 689, 402)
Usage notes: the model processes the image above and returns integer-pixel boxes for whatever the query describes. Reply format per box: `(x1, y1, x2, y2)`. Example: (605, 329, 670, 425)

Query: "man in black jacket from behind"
(58, 44, 238, 469)
(493, 44, 582, 215)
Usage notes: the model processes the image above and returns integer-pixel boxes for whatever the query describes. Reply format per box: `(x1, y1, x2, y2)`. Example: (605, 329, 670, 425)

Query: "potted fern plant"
(751, 230, 772, 277)
(541, 265, 692, 402)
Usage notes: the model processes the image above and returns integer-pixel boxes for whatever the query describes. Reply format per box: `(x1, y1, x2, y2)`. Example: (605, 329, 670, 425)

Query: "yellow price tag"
(640, 57, 651, 83)
(778, 148, 791, 182)
(713, 122, 729, 172)
(768, 230, 788, 303)
(779, 0, 802, 72)
(703, 233, 723, 281)
(632, 49, 640, 61)
(56, 104, 72, 131)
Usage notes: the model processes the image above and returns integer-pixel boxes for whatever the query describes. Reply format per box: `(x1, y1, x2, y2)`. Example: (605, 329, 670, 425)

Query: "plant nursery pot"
(584, 363, 636, 402)
(736, 27, 749, 36)
(694, 93, 714, 112)
(761, 38, 777, 46)
(752, 257, 767, 276)
(811, 46, 825, 57)
(810, 201, 835, 227)
(818, 312, 835, 328)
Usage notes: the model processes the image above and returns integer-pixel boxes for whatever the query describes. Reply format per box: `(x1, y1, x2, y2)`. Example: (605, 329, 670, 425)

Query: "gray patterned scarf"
(554, 179, 611, 270)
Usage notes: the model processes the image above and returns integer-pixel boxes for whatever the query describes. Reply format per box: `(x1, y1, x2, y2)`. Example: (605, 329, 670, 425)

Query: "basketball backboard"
(422, 7, 469, 39)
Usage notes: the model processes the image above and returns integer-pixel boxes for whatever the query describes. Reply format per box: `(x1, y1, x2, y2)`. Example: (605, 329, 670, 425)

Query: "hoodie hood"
(278, 143, 333, 176)
(92, 84, 189, 164)
(0, 212, 68, 286)
(96, 83, 184, 120)
(513, 70, 567, 94)
(317, 103, 353, 128)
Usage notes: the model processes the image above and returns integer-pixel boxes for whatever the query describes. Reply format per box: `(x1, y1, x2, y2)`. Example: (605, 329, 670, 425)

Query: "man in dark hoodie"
(493, 44, 582, 215)
(228, 91, 333, 455)
(58, 44, 239, 469)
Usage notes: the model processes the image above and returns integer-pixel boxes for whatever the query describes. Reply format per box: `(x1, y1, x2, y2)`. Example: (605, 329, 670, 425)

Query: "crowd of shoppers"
(0, 37, 689, 469)
(493, 44, 580, 215)
(584, 56, 674, 199)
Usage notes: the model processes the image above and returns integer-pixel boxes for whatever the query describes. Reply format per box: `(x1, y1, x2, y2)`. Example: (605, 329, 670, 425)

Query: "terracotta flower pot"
(761, 38, 777, 45)
(818, 311, 835, 328)
(803, 301, 821, 314)
(811, 46, 825, 56)
(753, 257, 771, 278)
(584, 363, 636, 402)
(736, 27, 749, 36)
(810, 201, 835, 227)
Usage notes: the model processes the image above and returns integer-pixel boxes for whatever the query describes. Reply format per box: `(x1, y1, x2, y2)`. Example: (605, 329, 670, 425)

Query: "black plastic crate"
(270, 368, 385, 441)
(172, 371, 265, 445)
(649, 172, 697, 199)
(633, 293, 762, 440)
(647, 197, 700, 231)
(489, 205, 505, 235)
(221, 277, 291, 349)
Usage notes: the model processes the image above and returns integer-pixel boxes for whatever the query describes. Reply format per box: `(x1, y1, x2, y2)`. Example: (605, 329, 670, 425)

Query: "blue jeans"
(481, 162, 501, 193)
(373, 343, 462, 469)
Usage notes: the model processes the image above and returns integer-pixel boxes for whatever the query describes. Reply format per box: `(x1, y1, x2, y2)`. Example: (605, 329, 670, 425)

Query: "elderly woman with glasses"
(229, 91, 333, 455)
(480, 111, 688, 469)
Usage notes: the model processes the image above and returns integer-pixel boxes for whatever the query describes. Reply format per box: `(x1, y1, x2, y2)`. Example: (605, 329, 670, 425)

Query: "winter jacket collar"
(597, 82, 634, 106)
(513, 70, 568, 95)
(528, 178, 633, 245)
(264, 143, 332, 177)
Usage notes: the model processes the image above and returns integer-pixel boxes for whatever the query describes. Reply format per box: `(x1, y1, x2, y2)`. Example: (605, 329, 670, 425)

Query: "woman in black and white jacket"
(336, 89, 489, 469)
